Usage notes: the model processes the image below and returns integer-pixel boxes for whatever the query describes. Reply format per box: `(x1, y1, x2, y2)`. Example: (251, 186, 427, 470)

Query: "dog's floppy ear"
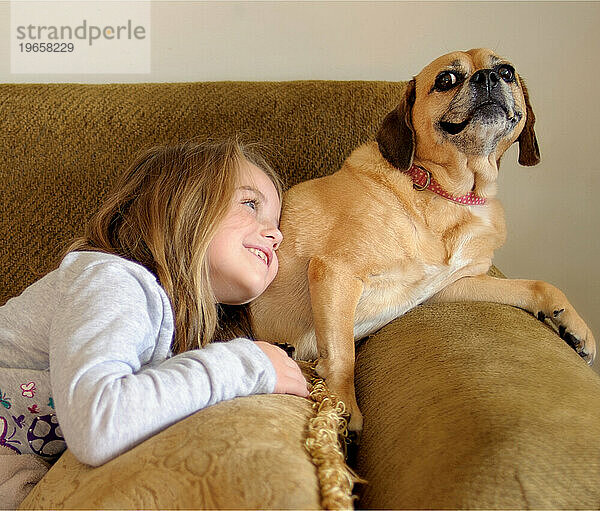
(517, 77, 541, 166)
(376, 79, 416, 170)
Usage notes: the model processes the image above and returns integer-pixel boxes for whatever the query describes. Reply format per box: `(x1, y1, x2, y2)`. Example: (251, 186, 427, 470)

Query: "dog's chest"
(353, 207, 493, 340)
(353, 262, 460, 339)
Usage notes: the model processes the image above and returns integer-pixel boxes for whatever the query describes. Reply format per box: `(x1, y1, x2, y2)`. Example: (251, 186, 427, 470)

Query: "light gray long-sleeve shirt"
(0, 251, 276, 466)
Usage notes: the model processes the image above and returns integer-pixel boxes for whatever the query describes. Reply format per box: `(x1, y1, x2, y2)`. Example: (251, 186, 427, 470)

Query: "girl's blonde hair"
(63, 138, 282, 354)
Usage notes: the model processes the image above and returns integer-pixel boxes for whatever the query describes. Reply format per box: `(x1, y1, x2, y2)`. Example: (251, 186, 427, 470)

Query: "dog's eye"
(434, 71, 460, 92)
(498, 65, 515, 83)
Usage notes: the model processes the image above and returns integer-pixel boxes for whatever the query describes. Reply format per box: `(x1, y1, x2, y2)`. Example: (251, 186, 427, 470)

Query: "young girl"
(0, 139, 308, 508)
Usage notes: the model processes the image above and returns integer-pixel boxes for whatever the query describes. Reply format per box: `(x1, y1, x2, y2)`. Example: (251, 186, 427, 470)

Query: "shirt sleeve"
(49, 260, 276, 467)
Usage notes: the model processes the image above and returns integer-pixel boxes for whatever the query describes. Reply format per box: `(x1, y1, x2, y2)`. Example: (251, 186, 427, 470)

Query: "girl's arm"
(49, 259, 277, 466)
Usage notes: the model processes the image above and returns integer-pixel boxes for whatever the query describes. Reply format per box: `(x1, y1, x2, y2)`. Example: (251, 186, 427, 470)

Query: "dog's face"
(378, 49, 540, 175)
(416, 49, 528, 157)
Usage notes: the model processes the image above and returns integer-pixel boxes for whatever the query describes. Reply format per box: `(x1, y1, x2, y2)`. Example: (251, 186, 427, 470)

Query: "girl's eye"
(242, 199, 258, 211)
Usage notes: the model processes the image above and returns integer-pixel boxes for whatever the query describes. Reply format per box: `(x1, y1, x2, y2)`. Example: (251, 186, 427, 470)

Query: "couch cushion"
(354, 301, 600, 509)
(20, 394, 322, 509)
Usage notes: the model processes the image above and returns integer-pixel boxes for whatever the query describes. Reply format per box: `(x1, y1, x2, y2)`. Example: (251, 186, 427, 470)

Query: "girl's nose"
(264, 225, 284, 250)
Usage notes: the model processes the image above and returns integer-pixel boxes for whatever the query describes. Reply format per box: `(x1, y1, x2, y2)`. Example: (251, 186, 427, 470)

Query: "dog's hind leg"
(428, 274, 596, 364)
(308, 256, 365, 432)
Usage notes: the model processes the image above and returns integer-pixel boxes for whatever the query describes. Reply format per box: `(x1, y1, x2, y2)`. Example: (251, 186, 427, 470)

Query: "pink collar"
(406, 164, 487, 206)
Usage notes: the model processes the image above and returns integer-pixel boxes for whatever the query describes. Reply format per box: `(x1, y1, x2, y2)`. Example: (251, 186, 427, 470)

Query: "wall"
(1, 0, 598, 367)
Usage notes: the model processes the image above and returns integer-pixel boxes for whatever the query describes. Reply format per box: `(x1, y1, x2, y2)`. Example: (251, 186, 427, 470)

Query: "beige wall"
(1, 1, 599, 367)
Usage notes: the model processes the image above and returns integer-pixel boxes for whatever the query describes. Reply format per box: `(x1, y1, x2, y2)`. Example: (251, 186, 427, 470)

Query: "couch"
(2, 80, 600, 509)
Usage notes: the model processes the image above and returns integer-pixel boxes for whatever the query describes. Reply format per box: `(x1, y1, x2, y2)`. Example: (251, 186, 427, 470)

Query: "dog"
(250, 49, 596, 431)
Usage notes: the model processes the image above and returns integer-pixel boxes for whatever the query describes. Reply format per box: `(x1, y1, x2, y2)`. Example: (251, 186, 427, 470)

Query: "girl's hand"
(255, 341, 310, 398)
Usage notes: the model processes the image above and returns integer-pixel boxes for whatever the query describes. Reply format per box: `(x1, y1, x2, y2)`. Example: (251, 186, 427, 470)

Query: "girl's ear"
(517, 77, 541, 166)
(376, 79, 416, 171)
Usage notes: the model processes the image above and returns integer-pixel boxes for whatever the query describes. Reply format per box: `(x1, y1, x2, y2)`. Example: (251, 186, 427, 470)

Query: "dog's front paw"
(346, 405, 364, 433)
(558, 323, 595, 364)
(535, 285, 596, 364)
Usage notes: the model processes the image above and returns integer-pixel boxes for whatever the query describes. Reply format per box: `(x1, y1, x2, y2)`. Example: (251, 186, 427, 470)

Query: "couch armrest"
(355, 301, 600, 509)
(20, 395, 321, 510)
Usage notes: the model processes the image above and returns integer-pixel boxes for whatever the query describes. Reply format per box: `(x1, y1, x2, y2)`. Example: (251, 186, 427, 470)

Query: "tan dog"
(250, 49, 596, 431)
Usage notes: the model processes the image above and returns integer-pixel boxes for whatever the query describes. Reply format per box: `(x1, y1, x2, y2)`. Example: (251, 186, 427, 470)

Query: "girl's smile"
(246, 246, 272, 266)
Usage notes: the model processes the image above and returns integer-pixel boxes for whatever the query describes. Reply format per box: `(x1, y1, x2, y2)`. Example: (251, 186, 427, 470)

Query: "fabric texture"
(1, 250, 276, 467)
(355, 302, 600, 509)
(0, 447, 49, 511)
(0, 370, 60, 459)
(20, 395, 321, 510)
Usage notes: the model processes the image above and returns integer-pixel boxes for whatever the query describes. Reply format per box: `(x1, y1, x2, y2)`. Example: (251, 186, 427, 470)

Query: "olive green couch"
(2, 81, 600, 509)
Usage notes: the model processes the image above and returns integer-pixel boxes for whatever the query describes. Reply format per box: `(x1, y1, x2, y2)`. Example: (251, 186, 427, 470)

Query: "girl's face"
(207, 160, 283, 305)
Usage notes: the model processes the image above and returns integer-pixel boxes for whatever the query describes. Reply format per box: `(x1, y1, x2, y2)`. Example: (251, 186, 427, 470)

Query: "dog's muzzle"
(440, 69, 516, 136)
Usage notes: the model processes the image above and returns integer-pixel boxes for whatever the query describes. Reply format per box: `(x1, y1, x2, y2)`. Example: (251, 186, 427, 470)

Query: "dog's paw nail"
(274, 342, 296, 357)
(537, 311, 546, 321)
(564, 332, 581, 350)
(347, 429, 362, 446)
(559, 325, 567, 338)
(579, 349, 594, 365)
(553, 308, 565, 318)
(344, 430, 362, 466)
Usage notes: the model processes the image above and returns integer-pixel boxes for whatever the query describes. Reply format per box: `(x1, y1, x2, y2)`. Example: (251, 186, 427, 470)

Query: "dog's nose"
(471, 69, 500, 92)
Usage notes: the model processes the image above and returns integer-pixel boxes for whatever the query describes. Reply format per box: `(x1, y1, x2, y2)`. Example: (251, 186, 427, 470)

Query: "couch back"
(0, 81, 405, 305)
